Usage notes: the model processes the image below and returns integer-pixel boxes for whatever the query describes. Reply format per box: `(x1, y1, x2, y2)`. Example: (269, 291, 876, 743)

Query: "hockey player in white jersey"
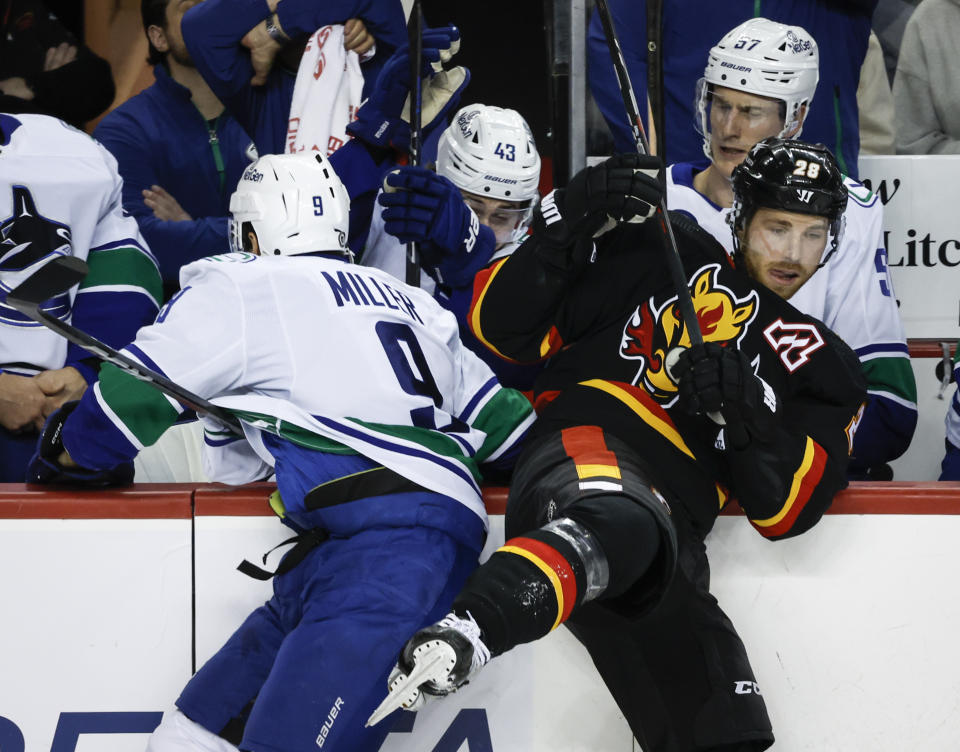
(364, 104, 540, 291)
(27, 152, 535, 752)
(0, 113, 162, 481)
(363, 104, 543, 389)
(665, 17, 916, 478)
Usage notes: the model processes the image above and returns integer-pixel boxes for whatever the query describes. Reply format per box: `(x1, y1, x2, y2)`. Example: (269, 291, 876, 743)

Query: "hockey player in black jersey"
(368, 138, 867, 752)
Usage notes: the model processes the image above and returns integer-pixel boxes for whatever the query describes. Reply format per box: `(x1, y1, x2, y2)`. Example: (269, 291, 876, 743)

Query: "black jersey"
(470, 212, 867, 538)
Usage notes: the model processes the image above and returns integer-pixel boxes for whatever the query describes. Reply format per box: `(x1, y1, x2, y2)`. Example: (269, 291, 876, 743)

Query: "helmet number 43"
(493, 142, 516, 162)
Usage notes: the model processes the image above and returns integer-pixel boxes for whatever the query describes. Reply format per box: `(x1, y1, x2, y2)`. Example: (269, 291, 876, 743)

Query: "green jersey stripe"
(861, 357, 918, 403)
(227, 408, 483, 482)
(229, 409, 359, 455)
(98, 364, 180, 446)
(83, 246, 163, 307)
(350, 419, 483, 481)
(472, 388, 534, 463)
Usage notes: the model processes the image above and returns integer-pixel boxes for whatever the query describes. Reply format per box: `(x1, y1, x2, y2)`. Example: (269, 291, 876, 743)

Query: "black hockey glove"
(530, 153, 663, 273)
(26, 401, 134, 487)
(672, 343, 779, 450)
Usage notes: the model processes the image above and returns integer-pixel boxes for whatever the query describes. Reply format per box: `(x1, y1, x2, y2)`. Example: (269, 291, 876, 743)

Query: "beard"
(167, 41, 195, 68)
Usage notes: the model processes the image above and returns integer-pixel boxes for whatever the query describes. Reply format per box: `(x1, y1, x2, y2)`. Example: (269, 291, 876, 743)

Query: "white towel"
(286, 25, 367, 156)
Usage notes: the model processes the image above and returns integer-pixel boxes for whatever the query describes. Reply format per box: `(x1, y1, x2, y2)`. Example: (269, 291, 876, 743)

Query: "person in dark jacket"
(0, 0, 115, 126)
(181, 0, 406, 157)
(94, 0, 259, 298)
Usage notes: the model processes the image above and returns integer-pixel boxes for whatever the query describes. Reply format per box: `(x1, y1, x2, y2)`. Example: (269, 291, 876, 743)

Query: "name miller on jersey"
(322, 270, 423, 323)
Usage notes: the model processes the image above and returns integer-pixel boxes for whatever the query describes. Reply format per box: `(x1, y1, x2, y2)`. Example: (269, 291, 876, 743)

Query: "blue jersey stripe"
(315, 415, 481, 493)
(855, 342, 910, 358)
(460, 377, 498, 421)
(125, 343, 168, 378)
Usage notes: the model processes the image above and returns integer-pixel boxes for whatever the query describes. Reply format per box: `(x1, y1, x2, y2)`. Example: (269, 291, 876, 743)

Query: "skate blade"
(365, 644, 451, 727)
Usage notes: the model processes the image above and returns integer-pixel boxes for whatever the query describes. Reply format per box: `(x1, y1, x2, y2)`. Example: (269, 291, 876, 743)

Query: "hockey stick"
(594, 0, 703, 348)
(6, 256, 244, 435)
(404, 0, 424, 287)
(646, 0, 666, 164)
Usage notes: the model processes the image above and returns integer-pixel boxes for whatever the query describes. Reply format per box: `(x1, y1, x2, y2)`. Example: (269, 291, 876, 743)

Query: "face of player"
(708, 87, 788, 178)
(740, 208, 829, 300)
(152, 0, 200, 68)
(461, 191, 532, 249)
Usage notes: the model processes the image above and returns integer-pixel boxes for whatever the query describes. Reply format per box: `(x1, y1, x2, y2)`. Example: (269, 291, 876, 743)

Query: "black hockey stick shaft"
(594, 0, 703, 348)
(6, 256, 244, 435)
(646, 0, 666, 165)
(405, 0, 424, 287)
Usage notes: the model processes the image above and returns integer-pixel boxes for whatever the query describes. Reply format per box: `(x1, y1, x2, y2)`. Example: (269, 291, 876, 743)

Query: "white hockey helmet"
(228, 152, 351, 258)
(437, 104, 541, 203)
(695, 17, 819, 160)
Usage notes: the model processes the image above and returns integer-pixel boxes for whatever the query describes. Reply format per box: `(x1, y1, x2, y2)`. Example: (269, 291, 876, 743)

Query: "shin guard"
(452, 516, 606, 656)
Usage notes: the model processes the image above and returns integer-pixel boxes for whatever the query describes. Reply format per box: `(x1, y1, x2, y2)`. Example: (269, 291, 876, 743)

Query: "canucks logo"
(0, 185, 73, 326)
(620, 264, 758, 402)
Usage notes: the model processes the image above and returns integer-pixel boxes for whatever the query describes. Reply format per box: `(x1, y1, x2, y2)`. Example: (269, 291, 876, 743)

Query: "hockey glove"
(347, 26, 469, 151)
(672, 343, 779, 450)
(529, 154, 663, 273)
(379, 167, 496, 287)
(26, 401, 134, 487)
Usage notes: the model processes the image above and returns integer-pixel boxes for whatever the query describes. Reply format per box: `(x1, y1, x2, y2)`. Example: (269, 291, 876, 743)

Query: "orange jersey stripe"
(499, 536, 579, 629)
(716, 484, 730, 510)
(581, 380, 696, 460)
(560, 425, 621, 479)
(751, 437, 828, 538)
(468, 258, 517, 362)
(538, 325, 564, 359)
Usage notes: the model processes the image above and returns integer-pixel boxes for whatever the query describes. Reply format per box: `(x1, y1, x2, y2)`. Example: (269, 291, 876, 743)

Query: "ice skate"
(366, 611, 491, 726)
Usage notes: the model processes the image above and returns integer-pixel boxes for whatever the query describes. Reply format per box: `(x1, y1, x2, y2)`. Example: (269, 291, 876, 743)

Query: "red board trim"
(0, 482, 959, 519)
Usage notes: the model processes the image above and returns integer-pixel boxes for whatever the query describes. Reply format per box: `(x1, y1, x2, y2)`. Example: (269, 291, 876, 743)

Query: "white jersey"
(0, 113, 160, 374)
(362, 191, 438, 292)
(361, 188, 520, 289)
(94, 253, 534, 525)
(667, 161, 915, 408)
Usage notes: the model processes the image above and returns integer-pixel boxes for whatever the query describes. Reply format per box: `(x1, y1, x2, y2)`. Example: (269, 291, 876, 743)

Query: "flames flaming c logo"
(620, 264, 759, 402)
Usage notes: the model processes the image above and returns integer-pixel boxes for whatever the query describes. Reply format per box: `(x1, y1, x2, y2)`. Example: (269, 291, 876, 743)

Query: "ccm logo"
(734, 681, 762, 695)
(762, 319, 825, 372)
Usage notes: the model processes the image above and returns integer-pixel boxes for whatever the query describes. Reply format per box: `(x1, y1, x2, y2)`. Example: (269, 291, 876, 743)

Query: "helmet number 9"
(313, 195, 324, 216)
(793, 159, 821, 179)
(493, 142, 516, 162)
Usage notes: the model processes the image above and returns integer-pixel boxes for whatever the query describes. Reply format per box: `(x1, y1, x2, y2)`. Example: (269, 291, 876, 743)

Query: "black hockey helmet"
(729, 137, 848, 267)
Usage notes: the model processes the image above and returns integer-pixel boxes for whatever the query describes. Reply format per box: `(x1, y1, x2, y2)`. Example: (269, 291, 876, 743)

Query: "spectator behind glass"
(94, 0, 260, 299)
(180, 0, 406, 156)
(0, 0, 115, 127)
(857, 30, 896, 155)
(873, 0, 921, 84)
(585, 0, 877, 177)
(893, 0, 960, 154)
(0, 113, 162, 481)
